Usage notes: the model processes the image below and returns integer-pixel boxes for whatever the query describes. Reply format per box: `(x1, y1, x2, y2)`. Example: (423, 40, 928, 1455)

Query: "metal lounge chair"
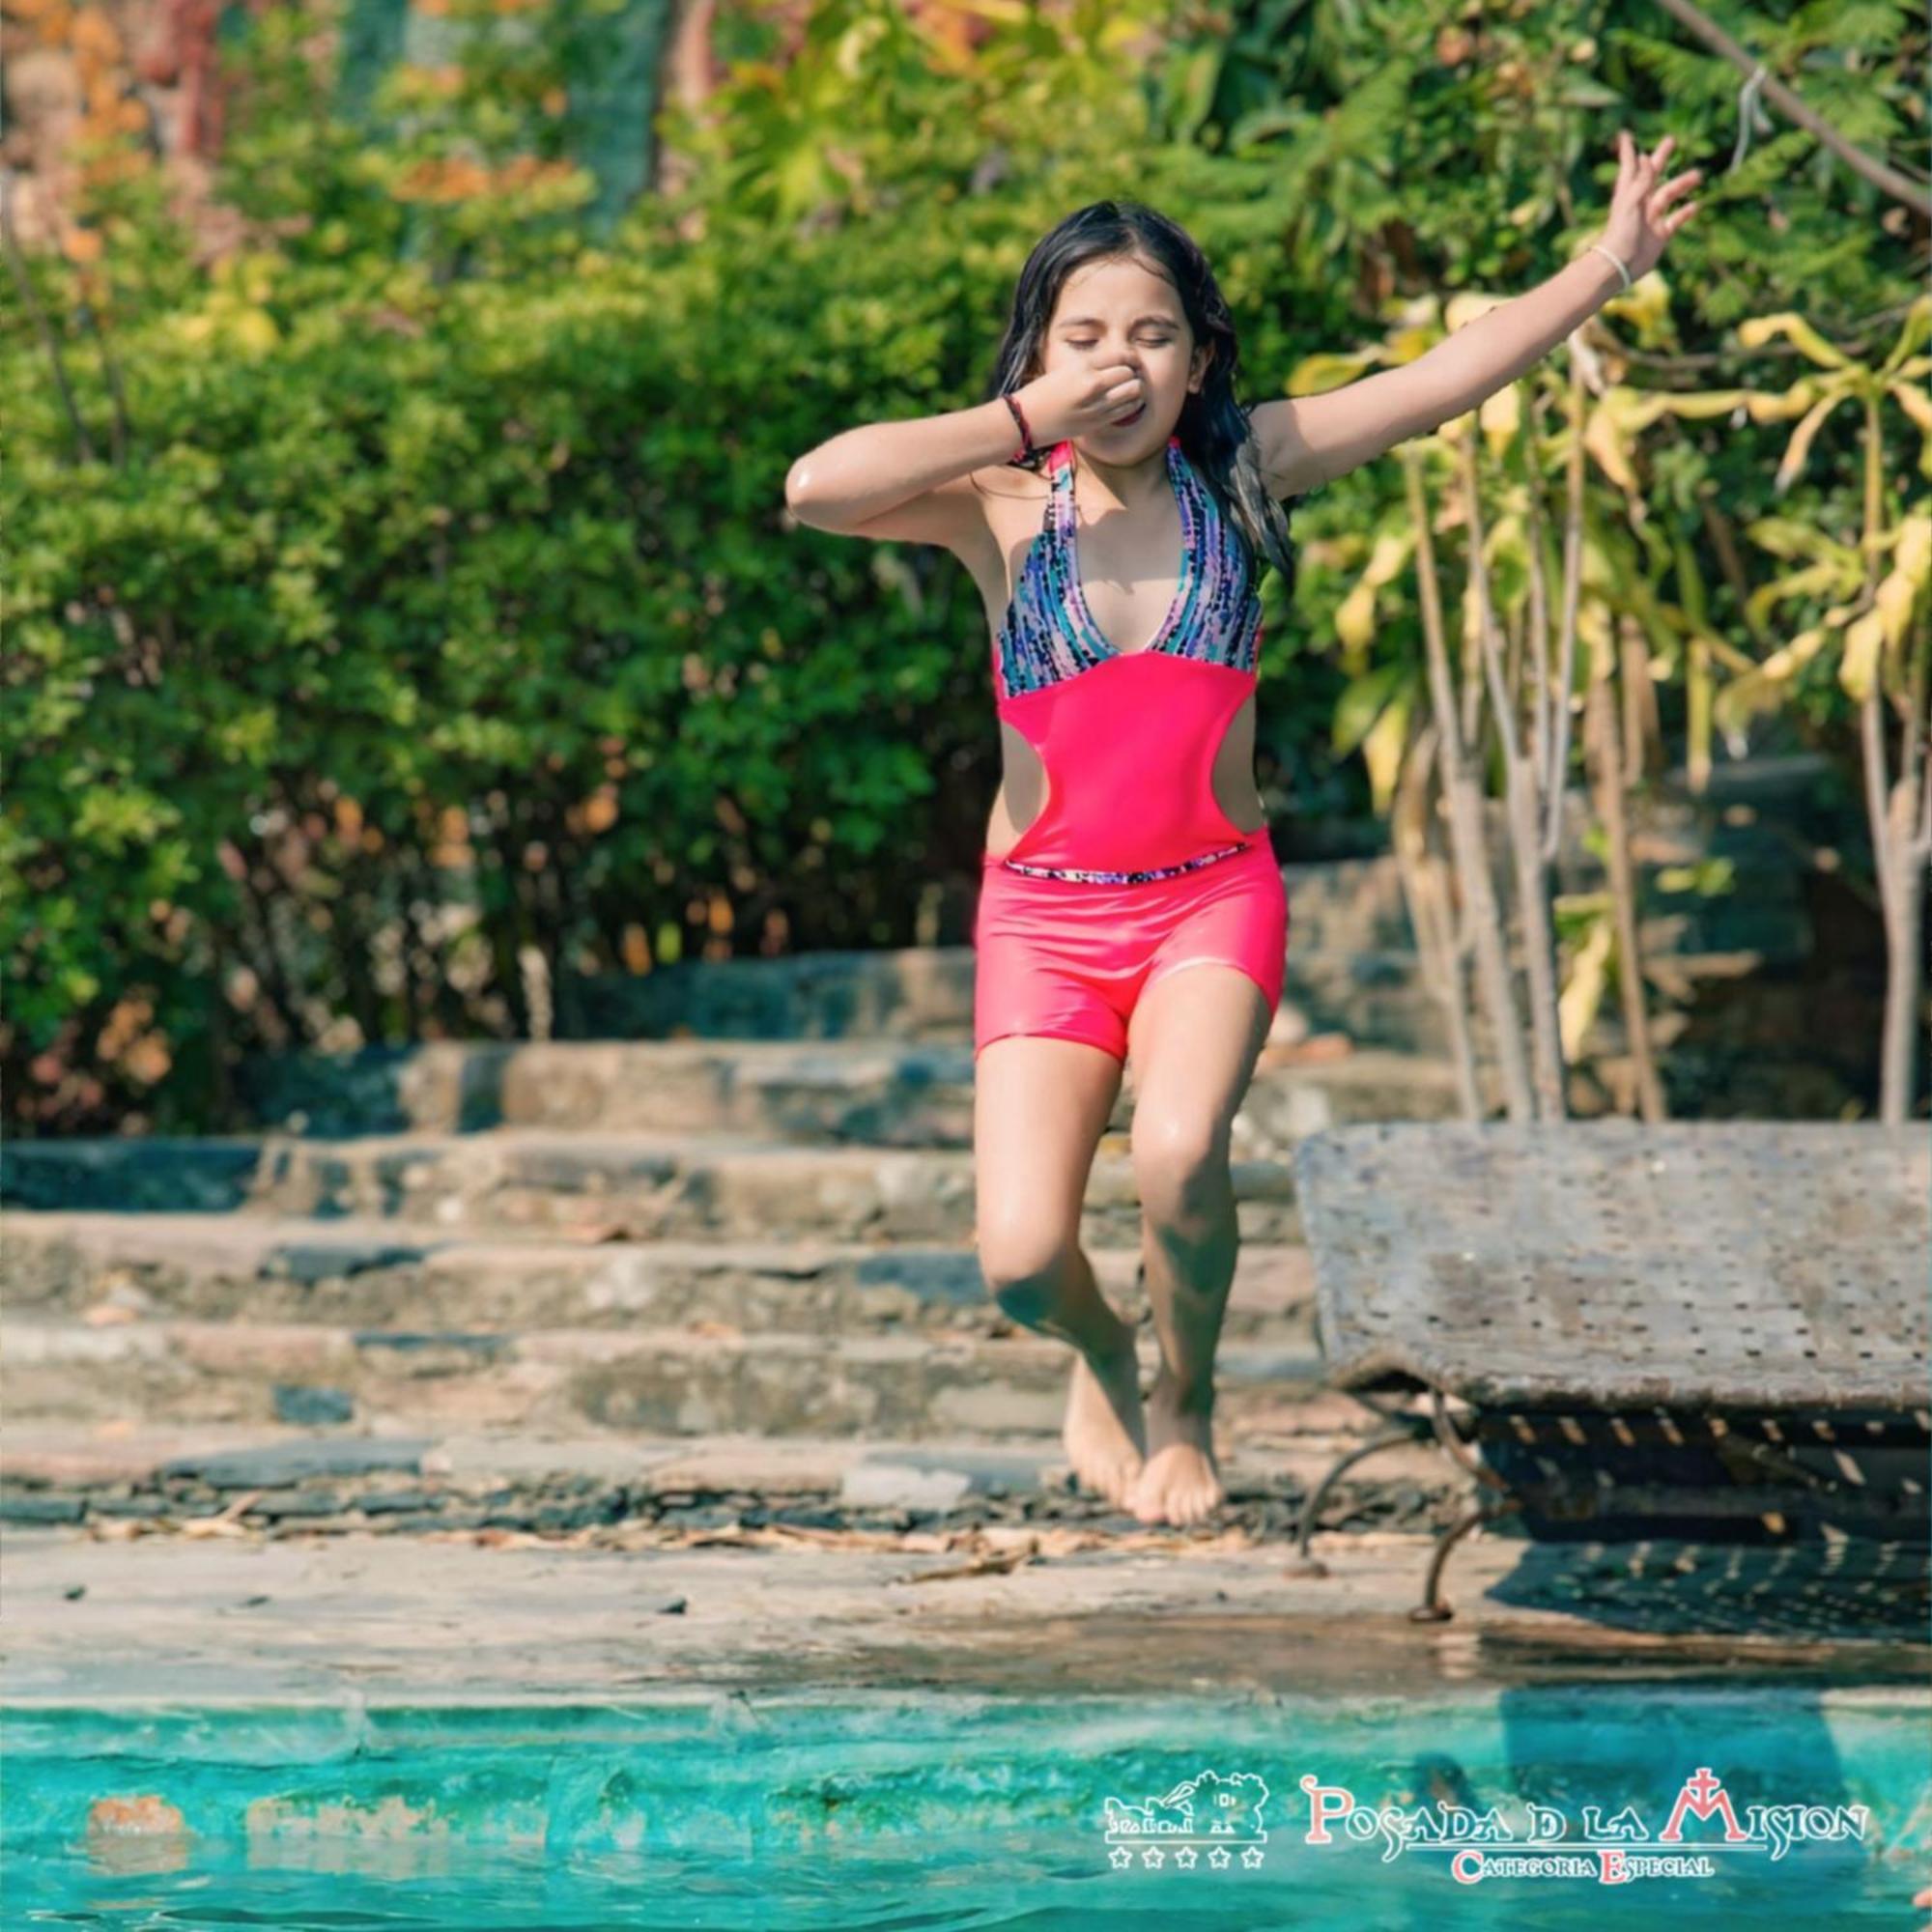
(1286, 1121, 1931, 1623)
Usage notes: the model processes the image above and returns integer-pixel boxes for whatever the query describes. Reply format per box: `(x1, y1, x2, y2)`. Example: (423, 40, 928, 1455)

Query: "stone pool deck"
(4, 917, 1923, 1715)
(5, 1424, 1925, 1709)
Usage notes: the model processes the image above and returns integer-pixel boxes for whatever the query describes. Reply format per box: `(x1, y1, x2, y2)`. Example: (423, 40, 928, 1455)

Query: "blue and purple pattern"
(999, 837, 1253, 885)
(993, 434, 1263, 703)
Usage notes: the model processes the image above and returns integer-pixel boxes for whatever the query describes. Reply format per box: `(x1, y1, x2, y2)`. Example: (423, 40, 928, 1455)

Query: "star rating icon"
(1104, 1837, 1264, 1873)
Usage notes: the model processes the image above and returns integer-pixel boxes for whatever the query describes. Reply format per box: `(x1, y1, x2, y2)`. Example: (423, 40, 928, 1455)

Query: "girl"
(786, 132, 1699, 1527)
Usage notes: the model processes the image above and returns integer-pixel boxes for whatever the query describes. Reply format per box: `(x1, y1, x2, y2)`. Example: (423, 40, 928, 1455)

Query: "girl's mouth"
(1111, 402, 1147, 427)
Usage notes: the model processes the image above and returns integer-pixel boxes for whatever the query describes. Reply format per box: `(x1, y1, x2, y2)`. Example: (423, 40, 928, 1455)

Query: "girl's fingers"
(1645, 172, 1703, 232)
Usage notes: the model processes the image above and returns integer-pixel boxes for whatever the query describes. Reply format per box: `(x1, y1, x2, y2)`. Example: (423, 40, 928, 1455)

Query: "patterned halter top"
(985, 433, 1268, 884)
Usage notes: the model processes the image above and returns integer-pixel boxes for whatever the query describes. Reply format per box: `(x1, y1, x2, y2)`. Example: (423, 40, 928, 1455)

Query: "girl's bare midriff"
(975, 465, 1267, 862)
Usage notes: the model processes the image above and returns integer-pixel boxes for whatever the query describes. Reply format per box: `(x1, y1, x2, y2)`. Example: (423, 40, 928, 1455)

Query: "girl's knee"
(977, 1223, 1079, 1326)
(1130, 1114, 1232, 1217)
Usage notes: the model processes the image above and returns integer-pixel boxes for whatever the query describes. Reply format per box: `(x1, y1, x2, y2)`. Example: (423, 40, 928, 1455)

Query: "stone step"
(1284, 950, 1447, 1053)
(560, 821, 1813, 1045)
(562, 858, 1428, 1041)
(1, 1211, 1315, 1340)
(0, 1411, 1457, 1537)
(233, 1037, 1463, 1141)
(0, 1128, 1308, 1243)
(567, 943, 1442, 1048)
(1, 1316, 1332, 1440)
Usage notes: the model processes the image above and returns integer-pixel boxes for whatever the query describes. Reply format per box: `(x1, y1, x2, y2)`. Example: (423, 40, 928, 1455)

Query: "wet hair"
(979, 198, 1299, 602)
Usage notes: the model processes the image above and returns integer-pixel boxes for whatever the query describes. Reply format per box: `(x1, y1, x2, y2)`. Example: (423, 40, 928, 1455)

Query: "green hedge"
(3, 0, 1917, 1130)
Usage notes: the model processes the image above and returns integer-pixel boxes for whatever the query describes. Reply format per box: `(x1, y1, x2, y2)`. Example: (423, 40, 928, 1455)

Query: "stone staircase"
(0, 859, 1535, 1538)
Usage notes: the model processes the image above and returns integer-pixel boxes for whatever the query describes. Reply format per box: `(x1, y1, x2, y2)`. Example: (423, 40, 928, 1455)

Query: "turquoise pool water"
(6, 1684, 1928, 1927)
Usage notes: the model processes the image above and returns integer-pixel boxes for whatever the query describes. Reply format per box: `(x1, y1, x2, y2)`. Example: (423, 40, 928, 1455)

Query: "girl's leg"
(974, 1033, 1145, 1505)
(1120, 961, 1275, 1526)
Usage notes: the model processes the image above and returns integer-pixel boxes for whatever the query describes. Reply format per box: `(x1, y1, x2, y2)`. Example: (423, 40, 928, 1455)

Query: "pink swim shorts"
(972, 828, 1290, 1064)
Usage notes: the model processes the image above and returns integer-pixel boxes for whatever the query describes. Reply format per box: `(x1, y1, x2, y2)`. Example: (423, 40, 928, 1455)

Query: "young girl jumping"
(785, 131, 1699, 1528)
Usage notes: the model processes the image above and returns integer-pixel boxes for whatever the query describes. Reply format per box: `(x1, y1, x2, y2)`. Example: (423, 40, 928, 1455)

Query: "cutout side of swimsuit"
(986, 462, 1064, 855)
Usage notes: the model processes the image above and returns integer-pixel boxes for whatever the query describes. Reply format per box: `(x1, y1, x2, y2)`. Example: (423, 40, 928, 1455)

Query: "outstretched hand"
(1600, 129, 1702, 281)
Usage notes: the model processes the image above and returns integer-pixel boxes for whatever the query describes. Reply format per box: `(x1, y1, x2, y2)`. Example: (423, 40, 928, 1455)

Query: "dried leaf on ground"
(179, 1517, 253, 1540)
(902, 1547, 1036, 1583)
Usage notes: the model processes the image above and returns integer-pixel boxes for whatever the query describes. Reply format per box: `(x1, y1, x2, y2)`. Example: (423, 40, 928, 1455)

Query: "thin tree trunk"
(1865, 681, 1931, 1121)
(484, 818, 535, 1037)
(205, 932, 237, 1129)
(1686, 632, 1713, 795)
(74, 275, 131, 469)
(1505, 768, 1569, 1119)
(1698, 498, 1766, 645)
(1522, 391, 1555, 816)
(334, 857, 386, 1045)
(0, 177, 97, 464)
(1621, 618, 1662, 784)
(1392, 722, 1485, 1119)
(1403, 447, 1533, 1120)
(1457, 430, 1568, 1121)
(541, 815, 592, 1040)
(1543, 355, 1586, 863)
(1854, 399, 1931, 1122)
(233, 858, 304, 1049)
(1584, 647, 1667, 1122)
(1878, 830, 1925, 1120)
(1649, 0, 1931, 218)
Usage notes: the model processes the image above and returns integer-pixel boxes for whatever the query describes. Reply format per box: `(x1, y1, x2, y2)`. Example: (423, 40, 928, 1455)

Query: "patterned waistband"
(994, 837, 1255, 885)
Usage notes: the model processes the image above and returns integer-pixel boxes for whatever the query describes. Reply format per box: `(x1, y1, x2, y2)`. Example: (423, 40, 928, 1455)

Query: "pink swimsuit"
(973, 432, 1290, 1063)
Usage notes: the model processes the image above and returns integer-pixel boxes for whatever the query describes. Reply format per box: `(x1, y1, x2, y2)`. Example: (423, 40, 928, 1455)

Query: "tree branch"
(1650, 0, 1932, 219)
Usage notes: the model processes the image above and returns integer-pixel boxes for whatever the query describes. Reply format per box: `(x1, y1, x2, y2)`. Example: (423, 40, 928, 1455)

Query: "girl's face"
(1037, 253, 1210, 454)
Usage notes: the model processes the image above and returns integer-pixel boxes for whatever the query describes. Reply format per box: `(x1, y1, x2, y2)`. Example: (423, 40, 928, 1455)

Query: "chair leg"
(1407, 1494, 1524, 1623)
(1284, 1425, 1428, 1577)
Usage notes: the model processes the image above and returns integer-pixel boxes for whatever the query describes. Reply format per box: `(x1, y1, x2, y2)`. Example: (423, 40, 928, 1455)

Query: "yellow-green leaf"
(1335, 578, 1378, 653)
(1360, 691, 1411, 815)
(1479, 381, 1520, 457)
(1738, 312, 1851, 370)
(1558, 912, 1614, 1059)
(1774, 392, 1850, 494)
(1839, 608, 1884, 700)
(1286, 352, 1378, 396)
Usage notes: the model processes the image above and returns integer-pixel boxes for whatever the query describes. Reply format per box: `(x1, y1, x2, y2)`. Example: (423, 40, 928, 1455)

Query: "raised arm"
(1252, 131, 1703, 497)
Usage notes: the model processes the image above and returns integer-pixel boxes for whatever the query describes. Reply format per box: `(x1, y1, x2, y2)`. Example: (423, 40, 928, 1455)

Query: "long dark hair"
(979, 199, 1298, 602)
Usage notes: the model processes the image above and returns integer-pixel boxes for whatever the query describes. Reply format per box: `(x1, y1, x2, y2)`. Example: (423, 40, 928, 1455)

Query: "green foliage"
(3, 0, 1922, 1129)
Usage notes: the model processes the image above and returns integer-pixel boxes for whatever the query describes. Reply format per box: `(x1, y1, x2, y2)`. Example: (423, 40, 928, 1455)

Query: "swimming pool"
(6, 1683, 1928, 1926)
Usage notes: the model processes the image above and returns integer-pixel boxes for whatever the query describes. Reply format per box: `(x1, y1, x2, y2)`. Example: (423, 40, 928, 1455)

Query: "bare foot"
(1126, 1376, 1225, 1526)
(1062, 1342, 1148, 1508)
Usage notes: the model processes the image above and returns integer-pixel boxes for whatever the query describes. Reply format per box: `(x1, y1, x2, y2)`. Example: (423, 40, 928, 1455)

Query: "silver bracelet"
(1585, 241, 1633, 293)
